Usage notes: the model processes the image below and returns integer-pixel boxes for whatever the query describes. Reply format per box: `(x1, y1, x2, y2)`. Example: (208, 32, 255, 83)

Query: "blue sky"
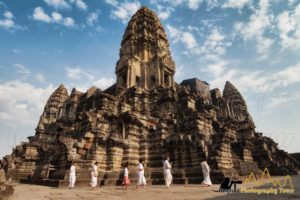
(0, 0, 300, 157)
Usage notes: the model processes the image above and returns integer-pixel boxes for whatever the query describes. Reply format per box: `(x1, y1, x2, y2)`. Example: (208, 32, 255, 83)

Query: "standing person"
(90, 162, 100, 190)
(201, 160, 212, 186)
(136, 159, 146, 190)
(68, 162, 78, 189)
(122, 162, 131, 190)
(163, 156, 172, 188)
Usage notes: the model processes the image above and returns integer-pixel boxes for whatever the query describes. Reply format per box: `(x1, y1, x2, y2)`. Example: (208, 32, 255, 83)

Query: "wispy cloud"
(63, 17, 74, 27)
(222, 0, 252, 10)
(36, 74, 46, 83)
(277, 4, 300, 51)
(208, 61, 300, 95)
(14, 64, 31, 76)
(105, 1, 141, 24)
(0, 10, 19, 30)
(156, 4, 173, 20)
(33, 7, 52, 23)
(166, 24, 198, 49)
(0, 80, 54, 126)
(44, 0, 70, 9)
(69, 0, 88, 11)
(32, 7, 75, 27)
(233, 0, 274, 60)
(87, 12, 99, 26)
(65, 66, 114, 91)
(93, 77, 115, 90)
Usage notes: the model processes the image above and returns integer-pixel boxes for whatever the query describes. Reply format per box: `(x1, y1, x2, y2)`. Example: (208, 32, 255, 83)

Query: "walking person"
(68, 162, 78, 189)
(201, 160, 212, 186)
(90, 162, 100, 189)
(136, 159, 146, 190)
(122, 162, 131, 190)
(163, 156, 172, 188)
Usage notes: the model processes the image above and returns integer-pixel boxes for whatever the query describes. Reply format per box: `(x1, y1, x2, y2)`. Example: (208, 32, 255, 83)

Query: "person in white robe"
(201, 160, 212, 186)
(90, 162, 99, 189)
(68, 162, 77, 189)
(136, 159, 146, 189)
(163, 156, 172, 188)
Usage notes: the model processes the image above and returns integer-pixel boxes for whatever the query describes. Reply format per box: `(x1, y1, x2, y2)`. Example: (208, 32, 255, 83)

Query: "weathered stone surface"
(180, 78, 211, 103)
(290, 153, 300, 163)
(116, 6, 175, 91)
(1, 6, 299, 186)
(0, 169, 5, 183)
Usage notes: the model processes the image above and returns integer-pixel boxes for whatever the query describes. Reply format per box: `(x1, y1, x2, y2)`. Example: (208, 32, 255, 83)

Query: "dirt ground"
(9, 175, 300, 200)
(0, 183, 14, 200)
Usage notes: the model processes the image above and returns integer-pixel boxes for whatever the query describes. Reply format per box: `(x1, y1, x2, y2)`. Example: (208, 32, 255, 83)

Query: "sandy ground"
(10, 175, 300, 200)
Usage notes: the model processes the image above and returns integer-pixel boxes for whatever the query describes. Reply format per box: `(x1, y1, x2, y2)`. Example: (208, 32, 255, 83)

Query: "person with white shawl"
(201, 160, 212, 186)
(136, 159, 146, 190)
(68, 162, 77, 189)
(90, 162, 99, 189)
(163, 156, 172, 188)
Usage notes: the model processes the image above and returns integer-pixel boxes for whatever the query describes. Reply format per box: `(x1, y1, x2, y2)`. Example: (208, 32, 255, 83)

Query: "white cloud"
(277, 4, 300, 51)
(288, 0, 297, 6)
(12, 49, 18, 54)
(69, 0, 88, 10)
(66, 66, 82, 79)
(181, 32, 197, 49)
(186, 0, 203, 10)
(166, 24, 181, 39)
(157, 5, 173, 20)
(201, 28, 231, 56)
(32, 7, 75, 27)
(158, 0, 203, 10)
(167, 24, 231, 62)
(44, 0, 70, 9)
(76, 0, 88, 10)
(14, 64, 31, 75)
(0, 11, 16, 29)
(0, 80, 55, 126)
(36, 74, 46, 83)
(233, 0, 274, 59)
(87, 12, 98, 26)
(208, 61, 300, 95)
(267, 91, 300, 109)
(273, 61, 300, 87)
(66, 66, 94, 81)
(52, 12, 62, 22)
(63, 17, 75, 27)
(205, 60, 228, 77)
(108, 1, 141, 24)
(93, 77, 115, 90)
(222, 0, 252, 10)
(105, 0, 118, 7)
(33, 7, 52, 23)
(65, 67, 114, 91)
(174, 64, 185, 81)
(166, 24, 198, 49)
(206, 0, 220, 11)
(4, 11, 13, 19)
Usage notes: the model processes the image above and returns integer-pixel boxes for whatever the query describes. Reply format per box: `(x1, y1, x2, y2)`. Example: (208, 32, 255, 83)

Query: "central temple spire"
(115, 6, 176, 90)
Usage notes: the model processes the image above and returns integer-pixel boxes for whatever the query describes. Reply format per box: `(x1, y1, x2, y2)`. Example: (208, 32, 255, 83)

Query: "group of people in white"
(68, 157, 212, 189)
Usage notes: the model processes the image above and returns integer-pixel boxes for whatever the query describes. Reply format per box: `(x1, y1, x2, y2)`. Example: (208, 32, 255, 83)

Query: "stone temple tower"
(115, 6, 176, 90)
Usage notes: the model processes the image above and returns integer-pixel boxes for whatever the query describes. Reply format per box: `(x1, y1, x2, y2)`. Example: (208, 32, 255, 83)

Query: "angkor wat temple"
(1, 6, 299, 186)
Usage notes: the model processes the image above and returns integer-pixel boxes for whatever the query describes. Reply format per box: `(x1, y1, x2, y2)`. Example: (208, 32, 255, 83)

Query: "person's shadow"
(219, 177, 242, 193)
